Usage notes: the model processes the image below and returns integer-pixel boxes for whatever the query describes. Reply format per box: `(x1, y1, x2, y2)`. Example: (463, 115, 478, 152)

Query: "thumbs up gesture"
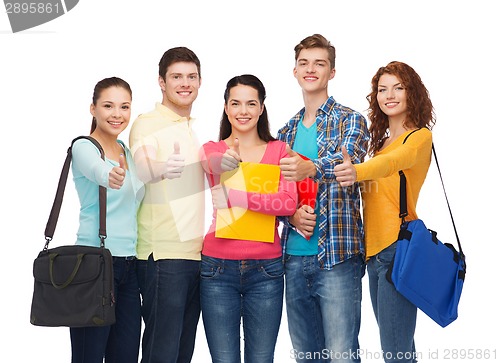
(279, 144, 315, 182)
(164, 141, 185, 179)
(109, 153, 126, 189)
(333, 146, 357, 187)
(221, 138, 242, 172)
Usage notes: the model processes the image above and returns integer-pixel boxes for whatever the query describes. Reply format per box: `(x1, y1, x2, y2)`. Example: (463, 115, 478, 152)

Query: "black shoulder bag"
(30, 136, 115, 327)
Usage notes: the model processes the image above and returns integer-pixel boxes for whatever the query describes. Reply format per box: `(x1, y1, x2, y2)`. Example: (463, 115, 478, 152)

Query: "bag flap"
(33, 247, 104, 285)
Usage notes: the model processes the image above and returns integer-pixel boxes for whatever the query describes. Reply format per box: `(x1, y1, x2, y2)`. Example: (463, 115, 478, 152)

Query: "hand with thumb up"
(221, 137, 242, 172)
(109, 153, 127, 189)
(279, 144, 316, 182)
(164, 141, 185, 179)
(333, 146, 357, 187)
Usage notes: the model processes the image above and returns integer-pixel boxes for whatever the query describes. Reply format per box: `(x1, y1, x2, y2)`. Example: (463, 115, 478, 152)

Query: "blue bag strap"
(44, 136, 107, 250)
(399, 129, 465, 264)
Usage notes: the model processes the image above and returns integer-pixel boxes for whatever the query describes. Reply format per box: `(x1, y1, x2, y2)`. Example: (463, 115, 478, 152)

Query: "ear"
(158, 75, 165, 92)
(293, 67, 298, 79)
(90, 103, 96, 117)
(329, 68, 336, 80)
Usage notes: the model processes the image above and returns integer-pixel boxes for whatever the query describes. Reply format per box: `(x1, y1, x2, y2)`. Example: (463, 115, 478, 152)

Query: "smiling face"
(293, 47, 335, 94)
(159, 61, 201, 117)
(376, 73, 408, 122)
(224, 84, 263, 136)
(90, 86, 131, 137)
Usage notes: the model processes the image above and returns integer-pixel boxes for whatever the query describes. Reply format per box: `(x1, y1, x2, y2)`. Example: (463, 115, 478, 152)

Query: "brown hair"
(218, 74, 275, 143)
(158, 46, 201, 80)
(90, 77, 132, 133)
(367, 61, 435, 155)
(294, 34, 336, 70)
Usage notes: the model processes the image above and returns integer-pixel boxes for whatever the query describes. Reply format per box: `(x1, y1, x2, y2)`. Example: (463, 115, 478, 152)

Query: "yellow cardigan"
(354, 128, 432, 258)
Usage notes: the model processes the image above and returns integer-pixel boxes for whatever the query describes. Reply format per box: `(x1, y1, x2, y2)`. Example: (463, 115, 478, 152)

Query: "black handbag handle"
(44, 136, 107, 250)
(48, 252, 84, 289)
(399, 129, 465, 261)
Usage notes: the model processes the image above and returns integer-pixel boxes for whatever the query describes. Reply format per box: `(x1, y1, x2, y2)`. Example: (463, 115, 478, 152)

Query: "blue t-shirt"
(286, 119, 320, 256)
(71, 139, 144, 257)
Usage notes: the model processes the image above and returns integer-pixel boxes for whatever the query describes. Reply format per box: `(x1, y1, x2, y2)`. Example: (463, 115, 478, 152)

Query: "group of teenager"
(68, 33, 435, 363)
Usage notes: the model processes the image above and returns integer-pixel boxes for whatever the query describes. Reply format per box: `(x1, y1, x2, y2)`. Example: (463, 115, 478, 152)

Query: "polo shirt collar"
(155, 102, 195, 123)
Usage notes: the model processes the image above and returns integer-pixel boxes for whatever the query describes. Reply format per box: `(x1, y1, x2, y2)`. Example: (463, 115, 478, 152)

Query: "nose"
(112, 106, 121, 118)
(180, 75, 190, 87)
(386, 89, 395, 99)
(240, 105, 249, 114)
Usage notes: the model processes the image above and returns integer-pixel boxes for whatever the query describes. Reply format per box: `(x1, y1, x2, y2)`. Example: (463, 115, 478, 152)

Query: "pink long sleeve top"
(200, 140, 298, 260)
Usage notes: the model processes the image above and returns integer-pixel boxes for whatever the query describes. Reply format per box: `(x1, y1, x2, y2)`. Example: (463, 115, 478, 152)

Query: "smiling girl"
(199, 74, 298, 362)
(334, 61, 435, 363)
(70, 77, 144, 363)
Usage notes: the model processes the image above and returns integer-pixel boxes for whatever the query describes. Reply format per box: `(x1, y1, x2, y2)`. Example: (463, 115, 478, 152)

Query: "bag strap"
(399, 130, 464, 258)
(44, 136, 107, 250)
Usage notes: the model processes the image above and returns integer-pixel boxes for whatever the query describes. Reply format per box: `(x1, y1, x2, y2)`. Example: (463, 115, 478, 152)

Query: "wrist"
(308, 160, 317, 178)
(289, 209, 299, 226)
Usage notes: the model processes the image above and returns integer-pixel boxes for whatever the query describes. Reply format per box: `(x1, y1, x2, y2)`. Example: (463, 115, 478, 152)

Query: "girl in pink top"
(200, 74, 297, 362)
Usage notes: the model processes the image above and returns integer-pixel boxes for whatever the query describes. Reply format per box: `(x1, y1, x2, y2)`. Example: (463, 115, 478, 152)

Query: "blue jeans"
(71, 256, 141, 363)
(137, 255, 201, 363)
(367, 242, 417, 363)
(285, 254, 365, 363)
(200, 255, 284, 363)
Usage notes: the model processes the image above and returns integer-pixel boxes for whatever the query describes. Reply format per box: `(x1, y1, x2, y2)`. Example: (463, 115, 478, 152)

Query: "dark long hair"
(218, 74, 275, 142)
(90, 77, 132, 133)
(366, 61, 435, 155)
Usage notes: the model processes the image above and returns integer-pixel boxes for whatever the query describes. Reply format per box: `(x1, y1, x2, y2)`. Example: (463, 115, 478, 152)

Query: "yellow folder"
(215, 162, 280, 243)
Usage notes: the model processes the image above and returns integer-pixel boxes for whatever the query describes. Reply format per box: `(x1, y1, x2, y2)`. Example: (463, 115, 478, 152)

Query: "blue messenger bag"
(387, 131, 466, 327)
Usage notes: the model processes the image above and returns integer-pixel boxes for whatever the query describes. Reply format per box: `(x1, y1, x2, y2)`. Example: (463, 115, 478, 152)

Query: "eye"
(104, 104, 112, 108)
(122, 105, 130, 110)
(378, 89, 386, 93)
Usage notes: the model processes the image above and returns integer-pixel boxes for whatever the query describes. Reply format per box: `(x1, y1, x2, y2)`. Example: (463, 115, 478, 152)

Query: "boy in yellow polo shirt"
(129, 46, 205, 363)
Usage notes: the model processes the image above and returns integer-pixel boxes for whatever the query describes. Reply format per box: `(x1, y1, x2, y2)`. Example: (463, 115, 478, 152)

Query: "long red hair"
(366, 61, 435, 155)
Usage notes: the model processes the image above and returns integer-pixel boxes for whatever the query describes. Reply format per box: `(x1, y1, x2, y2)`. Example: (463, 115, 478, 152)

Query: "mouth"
(177, 91, 192, 96)
(385, 102, 399, 108)
(108, 121, 123, 127)
(304, 76, 317, 82)
(236, 117, 251, 124)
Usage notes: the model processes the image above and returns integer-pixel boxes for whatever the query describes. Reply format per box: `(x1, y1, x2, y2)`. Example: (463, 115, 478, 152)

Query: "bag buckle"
(43, 237, 51, 251)
(99, 235, 106, 248)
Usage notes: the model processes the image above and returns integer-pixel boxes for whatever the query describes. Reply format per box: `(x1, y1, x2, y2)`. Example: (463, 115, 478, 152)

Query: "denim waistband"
(201, 255, 281, 269)
(113, 256, 137, 261)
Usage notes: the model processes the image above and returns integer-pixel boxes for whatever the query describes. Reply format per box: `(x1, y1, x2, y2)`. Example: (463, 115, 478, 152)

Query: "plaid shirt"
(277, 96, 369, 269)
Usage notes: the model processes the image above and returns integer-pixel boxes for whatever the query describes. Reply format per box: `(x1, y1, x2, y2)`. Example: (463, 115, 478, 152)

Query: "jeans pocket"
(200, 260, 221, 280)
(376, 241, 398, 265)
(260, 258, 285, 279)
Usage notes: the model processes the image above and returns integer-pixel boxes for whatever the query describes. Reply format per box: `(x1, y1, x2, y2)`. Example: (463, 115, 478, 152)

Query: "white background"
(1, 0, 498, 362)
